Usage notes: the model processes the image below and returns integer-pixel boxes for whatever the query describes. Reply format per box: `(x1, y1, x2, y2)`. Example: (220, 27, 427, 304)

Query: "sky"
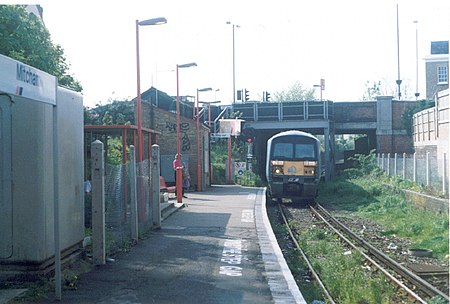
(7, 0, 450, 107)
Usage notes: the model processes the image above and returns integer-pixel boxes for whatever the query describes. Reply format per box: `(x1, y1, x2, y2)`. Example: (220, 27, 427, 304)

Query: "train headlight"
(304, 161, 317, 166)
(271, 160, 284, 166)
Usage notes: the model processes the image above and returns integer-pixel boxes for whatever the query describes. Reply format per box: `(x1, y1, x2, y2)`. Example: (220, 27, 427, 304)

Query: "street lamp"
(313, 79, 325, 101)
(135, 17, 167, 162)
(226, 22, 240, 104)
(176, 62, 197, 204)
(413, 20, 420, 100)
(196, 87, 212, 192)
(395, 4, 402, 100)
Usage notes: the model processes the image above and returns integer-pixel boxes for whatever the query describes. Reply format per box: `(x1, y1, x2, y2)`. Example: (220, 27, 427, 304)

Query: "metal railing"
(231, 100, 333, 122)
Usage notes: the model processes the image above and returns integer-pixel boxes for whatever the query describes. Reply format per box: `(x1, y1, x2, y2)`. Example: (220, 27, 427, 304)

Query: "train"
(266, 130, 321, 202)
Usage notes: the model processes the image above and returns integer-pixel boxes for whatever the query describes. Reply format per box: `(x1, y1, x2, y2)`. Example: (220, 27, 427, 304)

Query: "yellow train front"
(266, 130, 321, 202)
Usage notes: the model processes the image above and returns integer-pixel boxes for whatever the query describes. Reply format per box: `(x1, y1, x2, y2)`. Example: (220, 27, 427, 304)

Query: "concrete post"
(443, 153, 447, 194)
(426, 152, 430, 186)
(91, 140, 105, 265)
(151, 144, 161, 229)
(402, 153, 406, 180)
(387, 153, 390, 176)
(413, 153, 417, 182)
(394, 153, 397, 177)
(381, 153, 385, 171)
(130, 146, 139, 242)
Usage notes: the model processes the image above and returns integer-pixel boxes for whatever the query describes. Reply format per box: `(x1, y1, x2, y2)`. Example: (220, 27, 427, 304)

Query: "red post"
(176, 65, 183, 203)
(135, 20, 143, 162)
(228, 136, 232, 184)
(123, 129, 128, 221)
(196, 91, 202, 192)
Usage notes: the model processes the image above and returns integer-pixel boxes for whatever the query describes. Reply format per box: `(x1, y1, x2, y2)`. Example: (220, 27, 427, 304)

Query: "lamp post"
(135, 17, 167, 162)
(226, 22, 240, 104)
(196, 87, 212, 192)
(313, 79, 325, 101)
(413, 20, 420, 100)
(176, 62, 197, 203)
(395, 4, 402, 100)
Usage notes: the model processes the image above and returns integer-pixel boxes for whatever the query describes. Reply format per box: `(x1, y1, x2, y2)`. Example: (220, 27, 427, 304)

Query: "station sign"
(0, 54, 56, 105)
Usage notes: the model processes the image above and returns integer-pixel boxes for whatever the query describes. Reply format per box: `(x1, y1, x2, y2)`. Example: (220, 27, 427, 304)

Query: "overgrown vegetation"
(293, 222, 397, 304)
(402, 99, 435, 135)
(274, 152, 449, 303)
(318, 152, 449, 259)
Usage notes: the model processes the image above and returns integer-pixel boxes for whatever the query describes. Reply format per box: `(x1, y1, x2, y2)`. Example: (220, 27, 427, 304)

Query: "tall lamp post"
(313, 79, 325, 101)
(136, 17, 167, 162)
(176, 62, 197, 203)
(395, 4, 402, 100)
(196, 87, 212, 192)
(413, 20, 420, 100)
(226, 22, 240, 104)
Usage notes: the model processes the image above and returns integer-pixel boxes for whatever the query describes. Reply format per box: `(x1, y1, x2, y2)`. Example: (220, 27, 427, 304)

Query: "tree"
(85, 99, 134, 126)
(0, 5, 82, 91)
(402, 99, 434, 135)
(273, 81, 315, 101)
(361, 79, 416, 101)
(362, 81, 383, 101)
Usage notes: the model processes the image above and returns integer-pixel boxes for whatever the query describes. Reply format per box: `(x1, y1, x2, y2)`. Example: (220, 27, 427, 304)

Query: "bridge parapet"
(232, 100, 333, 122)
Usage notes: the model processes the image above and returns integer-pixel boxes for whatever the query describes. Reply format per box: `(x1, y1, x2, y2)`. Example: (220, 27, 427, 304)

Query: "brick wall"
(141, 101, 209, 190)
(333, 102, 377, 122)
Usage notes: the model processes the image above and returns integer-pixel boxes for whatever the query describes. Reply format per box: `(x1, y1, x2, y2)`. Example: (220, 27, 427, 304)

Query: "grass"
(317, 153, 449, 260)
(292, 222, 397, 304)
(293, 153, 449, 302)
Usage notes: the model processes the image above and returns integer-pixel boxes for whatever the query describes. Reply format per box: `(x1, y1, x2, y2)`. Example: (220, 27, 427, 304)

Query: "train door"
(0, 95, 12, 259)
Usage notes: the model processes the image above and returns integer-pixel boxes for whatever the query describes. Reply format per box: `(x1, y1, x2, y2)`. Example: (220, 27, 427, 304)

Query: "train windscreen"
(271, 137, 316, 160)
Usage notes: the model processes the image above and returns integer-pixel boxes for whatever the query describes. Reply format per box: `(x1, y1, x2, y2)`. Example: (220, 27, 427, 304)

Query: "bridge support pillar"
(324, 125, 335, 181)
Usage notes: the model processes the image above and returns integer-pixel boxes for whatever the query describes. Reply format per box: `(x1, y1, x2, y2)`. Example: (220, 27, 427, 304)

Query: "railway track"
(276, 202, 449, 304)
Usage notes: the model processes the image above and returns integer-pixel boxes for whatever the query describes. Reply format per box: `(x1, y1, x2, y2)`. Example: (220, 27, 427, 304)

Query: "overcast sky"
(8, 0, 450, 106)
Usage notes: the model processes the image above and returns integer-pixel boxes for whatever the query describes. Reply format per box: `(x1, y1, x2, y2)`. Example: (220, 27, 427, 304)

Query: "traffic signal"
(244, 89, 249, 102)
(237, 89, 242, 101)
(265, 91, 271, 101)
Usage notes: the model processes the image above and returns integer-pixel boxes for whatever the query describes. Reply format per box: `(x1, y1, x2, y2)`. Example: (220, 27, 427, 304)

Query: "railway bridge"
(217, 96, 415, 180)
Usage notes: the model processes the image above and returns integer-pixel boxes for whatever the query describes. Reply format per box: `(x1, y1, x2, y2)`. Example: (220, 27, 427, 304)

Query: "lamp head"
(138, 17, 167, 26)
(178, 62, 197, 69)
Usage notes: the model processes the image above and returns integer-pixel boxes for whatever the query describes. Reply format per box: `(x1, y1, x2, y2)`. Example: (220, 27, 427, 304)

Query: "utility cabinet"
(0, 54, 84, 270)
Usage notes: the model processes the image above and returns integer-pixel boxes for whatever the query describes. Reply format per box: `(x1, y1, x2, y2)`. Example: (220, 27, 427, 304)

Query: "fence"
(86, 143, 160, 256)
(376, 152, 448, 195)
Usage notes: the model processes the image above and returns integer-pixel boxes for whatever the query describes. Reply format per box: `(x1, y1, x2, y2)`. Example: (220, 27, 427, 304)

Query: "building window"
(437, 66, 448, 84)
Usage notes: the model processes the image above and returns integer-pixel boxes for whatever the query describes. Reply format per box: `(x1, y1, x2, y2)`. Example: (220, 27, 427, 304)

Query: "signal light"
(244, 89, 249, 102)
(247, 137, 252, 143)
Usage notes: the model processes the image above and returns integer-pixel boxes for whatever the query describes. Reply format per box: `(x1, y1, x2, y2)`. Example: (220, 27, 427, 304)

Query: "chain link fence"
(85, 158, 157, 256)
